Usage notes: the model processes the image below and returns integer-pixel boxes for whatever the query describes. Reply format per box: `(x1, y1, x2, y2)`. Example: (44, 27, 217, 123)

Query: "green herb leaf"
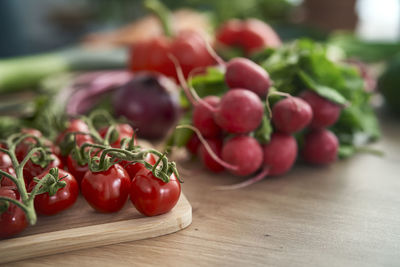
(253, 114, 273, 144)
(256, 38, 380, 147)
(165, 112, 194, 148)
(189, 67, 228, 98)
(298, 70, 348, 105)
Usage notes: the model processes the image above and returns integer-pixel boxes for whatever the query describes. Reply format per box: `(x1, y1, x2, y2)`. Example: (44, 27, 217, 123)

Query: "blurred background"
(1, 0, 400, 122)
(1, 0, 399, 58)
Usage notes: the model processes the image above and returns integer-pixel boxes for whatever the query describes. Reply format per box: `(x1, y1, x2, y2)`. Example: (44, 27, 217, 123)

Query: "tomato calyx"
(144, 0, 173, 37)
(74, 137, 181, 184)
(30, 168, 67, 197)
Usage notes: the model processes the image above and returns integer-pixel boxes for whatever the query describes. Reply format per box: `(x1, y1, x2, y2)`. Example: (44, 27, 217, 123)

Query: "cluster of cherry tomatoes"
(0, 118, 181, 239)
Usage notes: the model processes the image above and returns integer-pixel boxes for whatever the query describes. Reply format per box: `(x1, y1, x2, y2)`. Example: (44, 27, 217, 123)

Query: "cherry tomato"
(0, 150, 12, 168)
(130, 170, 181, 216)
(0, 148, 18, 186)
(15, 129, 43, 162)
(123, 153, 157, 180)
(66, 155, 88, 185)
(21, 128, 42, 138)
(28, 169, 79, 215)
(56, 118, 92, 146)
(99, 123, 136, 148)
(0, 166, 16, 187)
(16, 129, 60, 164)
(23, 154, 63, 184)
(81, 164, 131, 213)
(0, 187, 28, 239)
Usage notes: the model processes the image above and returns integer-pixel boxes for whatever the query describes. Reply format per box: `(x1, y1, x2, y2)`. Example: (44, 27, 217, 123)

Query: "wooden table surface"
(6, 112, 400, 267)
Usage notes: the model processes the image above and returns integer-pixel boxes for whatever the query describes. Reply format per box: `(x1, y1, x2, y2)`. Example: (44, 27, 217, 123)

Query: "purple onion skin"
(113, 72, 180, 140)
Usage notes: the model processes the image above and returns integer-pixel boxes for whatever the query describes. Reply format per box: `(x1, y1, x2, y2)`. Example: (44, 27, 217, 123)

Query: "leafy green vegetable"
(255, 39, 380, 147)
(178, 67, 227, 109)
(165, 112, 194, 149)
(0, 48, 126, 93)
(329, 33, 400, 62)
(338, 145, 355, 159)
(253, 114, 273, 144)
(298, 71, 348, 105)
(378, 53, 400, 114)
(0, 53, 68, 93)
(189, 67, 228, 97)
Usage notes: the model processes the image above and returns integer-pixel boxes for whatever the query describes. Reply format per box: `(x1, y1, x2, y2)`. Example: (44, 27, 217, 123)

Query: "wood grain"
(3, 113, 400, 267)
(0, 194, 192, 264)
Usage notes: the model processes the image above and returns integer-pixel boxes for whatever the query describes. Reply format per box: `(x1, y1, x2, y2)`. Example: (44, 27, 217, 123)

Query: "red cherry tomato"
(0, 165, 16, 187)
(21, 128, 42, 137)
(16, 129, 61, 164)
(0, 187, 28, 239)
(66, 155, 88, 185)
(99, 124, 136, 148)
(123, 153, 157, 180)
(0, 149, 19, 186)
(0, 151, 12, 168)
(23, 154, 63, 184)
(81, 164, 131, 213)
(130, 170, 181, 216)
(129, 30, 215, 80)
(15, 129, 43, 162)
(28, 169, 79, 215)
(56, 119, 92, 146)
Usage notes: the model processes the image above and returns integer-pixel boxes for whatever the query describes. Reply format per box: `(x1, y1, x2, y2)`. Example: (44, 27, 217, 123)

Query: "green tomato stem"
(0, 169, 19, 186)
(0, 196, 32, 219)
(3, 135, 47, 226)
(144, 0, 173, 37)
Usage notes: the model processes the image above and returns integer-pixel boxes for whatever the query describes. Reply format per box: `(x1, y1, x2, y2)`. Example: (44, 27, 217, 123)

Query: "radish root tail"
(214, 166, 270, 190)
(176, 125, 238, 171)
(169, 54, 217, 112)
(204, 41, 226, 67)
(168, 54, 198, 107)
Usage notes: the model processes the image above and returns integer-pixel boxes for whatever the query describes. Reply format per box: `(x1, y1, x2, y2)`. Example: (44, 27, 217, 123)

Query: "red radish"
(171, 56, 264, 134)
(216, 133, 297, 190)
(302, 129, 339, 165)
(263, 133, 297, 175)
(221, 135, 263, 176)
(186, 134, 201, 155)
(225, 58, 271, 98)
(199, 138, 224, 173)
(299, 91, 341, 128)
(272, 97, 313, 134)
(192, 96, 222, 138)
(214, 89, 264, 134)
(203, 42, 272, 98)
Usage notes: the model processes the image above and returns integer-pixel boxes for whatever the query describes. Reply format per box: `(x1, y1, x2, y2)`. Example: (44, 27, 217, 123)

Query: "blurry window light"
(356, 0, 400, 41)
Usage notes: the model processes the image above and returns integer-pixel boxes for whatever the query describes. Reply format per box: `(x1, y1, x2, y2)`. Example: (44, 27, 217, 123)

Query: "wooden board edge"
(0, 194, 192, 264)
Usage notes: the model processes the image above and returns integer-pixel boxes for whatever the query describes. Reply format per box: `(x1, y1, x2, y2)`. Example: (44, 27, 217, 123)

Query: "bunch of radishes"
(173, 53, 343, 189)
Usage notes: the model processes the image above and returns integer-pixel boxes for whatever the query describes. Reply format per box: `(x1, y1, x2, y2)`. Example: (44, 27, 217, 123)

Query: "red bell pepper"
(129, 0, 215, 80)
(216, 19, 281, 55)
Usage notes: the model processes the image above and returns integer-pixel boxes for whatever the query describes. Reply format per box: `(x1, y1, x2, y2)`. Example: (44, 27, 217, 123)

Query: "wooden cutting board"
(0, 194, 192, 264)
